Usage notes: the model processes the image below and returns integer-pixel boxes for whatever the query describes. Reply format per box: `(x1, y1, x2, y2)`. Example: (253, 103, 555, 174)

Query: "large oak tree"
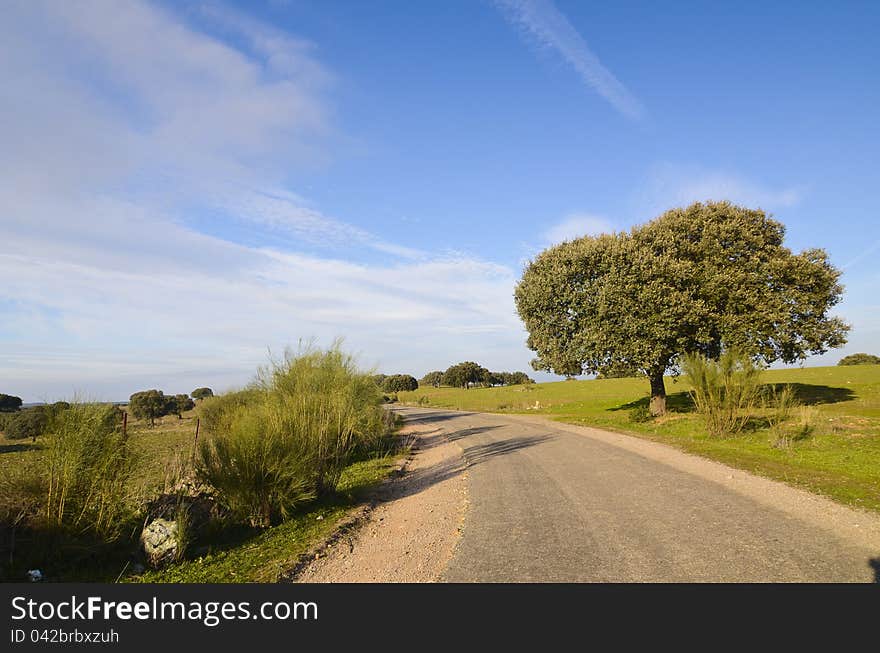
(515, 202, 849, 415)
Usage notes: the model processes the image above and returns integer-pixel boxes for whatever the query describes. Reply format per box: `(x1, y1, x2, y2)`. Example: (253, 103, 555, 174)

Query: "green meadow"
(398, 365, 880, 513)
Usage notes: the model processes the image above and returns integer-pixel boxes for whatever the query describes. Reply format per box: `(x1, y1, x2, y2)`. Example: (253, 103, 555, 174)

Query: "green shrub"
(39, 403, 133, 539)
(628, 404, 652, 423)
(4, 407, 49, 440)
(197, 389, 260, 434)
(196, 399, 315, 527)
(765, 385, 816, 448)
(195, 343, 388, 528)
(681, 349, 763, 437)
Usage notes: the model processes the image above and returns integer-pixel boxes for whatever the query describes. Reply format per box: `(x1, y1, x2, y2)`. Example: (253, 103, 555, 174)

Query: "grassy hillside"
(398, 365, 880, 512)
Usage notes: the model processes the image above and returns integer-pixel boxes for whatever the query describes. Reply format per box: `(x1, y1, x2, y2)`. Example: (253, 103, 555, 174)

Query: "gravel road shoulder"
(292, 410, 468, 582)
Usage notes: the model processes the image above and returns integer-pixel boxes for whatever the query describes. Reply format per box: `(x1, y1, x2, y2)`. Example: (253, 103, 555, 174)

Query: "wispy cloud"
(637, 163, 804, 216)
(543, 213, 614, 244)
(494, 0, 645, 120)
(0, 0, 529, 401)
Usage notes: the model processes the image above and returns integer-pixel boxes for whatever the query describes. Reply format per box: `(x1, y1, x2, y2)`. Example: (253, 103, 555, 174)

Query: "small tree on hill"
(129, 390, 168, 426)
(0, 394, 23, 412)
(383, 374, 419, 392)
(838, 353, 880, 366)
(442, 362, 489, 389)
(191, 387, 214, 400)
(421, 371, 444, 387)
(167, 394, 195, 419)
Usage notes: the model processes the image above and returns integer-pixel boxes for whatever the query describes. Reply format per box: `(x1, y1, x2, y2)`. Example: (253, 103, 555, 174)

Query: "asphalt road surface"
(396, 407, 880, 582)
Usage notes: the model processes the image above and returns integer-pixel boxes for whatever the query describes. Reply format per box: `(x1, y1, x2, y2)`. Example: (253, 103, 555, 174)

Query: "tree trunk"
(649, 370, 667, 416)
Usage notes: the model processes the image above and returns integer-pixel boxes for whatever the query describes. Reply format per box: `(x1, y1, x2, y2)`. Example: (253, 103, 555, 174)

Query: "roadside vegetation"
(398, 364, 880, 513)
(0, 343, 405, 582)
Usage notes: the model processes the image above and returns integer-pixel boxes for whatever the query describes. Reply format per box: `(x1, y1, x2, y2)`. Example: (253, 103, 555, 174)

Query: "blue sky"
(1, 0, 878, 402)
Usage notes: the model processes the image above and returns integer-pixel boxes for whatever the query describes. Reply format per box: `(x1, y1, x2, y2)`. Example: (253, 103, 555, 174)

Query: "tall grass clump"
(195, 342, 388, 528)
(43, 403, 135, 539)
(765, 385, 816, 448)
(681, 349, 763, 437)
(0, 402, 135, 576)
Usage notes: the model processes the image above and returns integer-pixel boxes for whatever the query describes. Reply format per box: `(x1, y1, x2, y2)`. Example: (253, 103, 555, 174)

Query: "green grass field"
(0, 410, 405, 582)
(398, 364, 880, 513)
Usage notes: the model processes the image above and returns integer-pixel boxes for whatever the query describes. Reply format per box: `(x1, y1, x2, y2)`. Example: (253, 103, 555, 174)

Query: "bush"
(197, 389, 260, 434)
(681, 349, 763, 437)
(628, 404, 652, 423)
(4, 407, 49, 440)
(838, 353, 880, 366)
(765, 385, 816, 448)
(42, 403, 132, 539)
(195, 343, 388, 527)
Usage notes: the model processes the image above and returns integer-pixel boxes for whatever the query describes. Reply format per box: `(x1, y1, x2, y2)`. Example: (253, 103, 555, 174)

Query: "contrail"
(495, 0, 645, 120)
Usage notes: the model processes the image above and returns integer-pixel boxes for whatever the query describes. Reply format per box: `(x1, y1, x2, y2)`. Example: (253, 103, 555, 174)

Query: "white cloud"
(495, 0, 644, 120)
(638, 163, 804, 216)
(0, 0, 532, 401)
(543, 213, 614, 244)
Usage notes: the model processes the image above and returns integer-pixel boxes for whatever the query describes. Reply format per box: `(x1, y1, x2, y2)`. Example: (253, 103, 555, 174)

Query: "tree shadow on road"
(461, 435, 552, 466)
(384, 432, 553, 502)
(446, 425, 503, 441)
(393, 410, 471, 425)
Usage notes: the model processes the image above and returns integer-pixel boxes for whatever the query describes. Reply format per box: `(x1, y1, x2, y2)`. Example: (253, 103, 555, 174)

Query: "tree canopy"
(191, 387, 214, 400)
(838, 353, 880, 366)
(442, 362, 490, 389)
(167, 393, 195, 418)
(0, 394, 23, 412)
(515, 201, 849, 415)
(420, 371, 444, 387)
(383, 374, 419, 392)
(128, 389, 168, 425)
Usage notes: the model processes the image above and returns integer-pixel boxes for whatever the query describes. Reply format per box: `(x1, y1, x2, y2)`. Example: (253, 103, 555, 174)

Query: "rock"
(27, 569, 42, 582)
(140, 518, 179, 569)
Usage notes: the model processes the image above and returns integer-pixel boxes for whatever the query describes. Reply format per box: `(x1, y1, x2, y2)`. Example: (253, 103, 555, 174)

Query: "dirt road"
(297, 407, 880, 582)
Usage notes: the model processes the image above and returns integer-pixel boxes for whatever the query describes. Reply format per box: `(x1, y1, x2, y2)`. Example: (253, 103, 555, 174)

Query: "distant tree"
(507, 371, 535, 385)
(4, 407, 48, 441)
(0, 394, 23, 412)
(516, 201, 849, 415)
(838, 353, 880, 366)
(129, 390, 168, 426)
(371, 374, 388, 388)
(383, 374, 419, 392)
(191, 387, 214, 400)
(167, 394, 195, 419)
(442, 362, 489, 389)
(420, 371, 444, 388)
